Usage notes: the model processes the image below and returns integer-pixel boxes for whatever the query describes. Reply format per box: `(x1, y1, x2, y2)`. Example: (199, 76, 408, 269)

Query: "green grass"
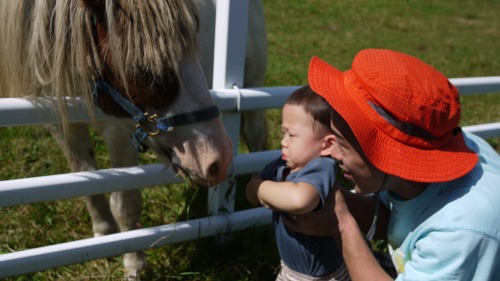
(1, 0, 500, 280)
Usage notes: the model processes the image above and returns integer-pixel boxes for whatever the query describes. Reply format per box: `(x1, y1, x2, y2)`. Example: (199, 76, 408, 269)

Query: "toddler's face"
(280, 104, 326, 172)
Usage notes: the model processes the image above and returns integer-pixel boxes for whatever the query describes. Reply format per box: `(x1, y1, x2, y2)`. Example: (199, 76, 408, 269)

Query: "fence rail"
(0, 207, 272, 278)
(2, 77, 500, 127)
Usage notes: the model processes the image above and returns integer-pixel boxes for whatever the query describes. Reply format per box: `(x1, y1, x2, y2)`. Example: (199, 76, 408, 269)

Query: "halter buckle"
(136, 113, 161, 136)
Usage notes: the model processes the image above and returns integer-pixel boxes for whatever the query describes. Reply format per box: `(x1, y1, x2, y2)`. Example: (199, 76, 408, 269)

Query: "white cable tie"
(233, 84, 242, 112)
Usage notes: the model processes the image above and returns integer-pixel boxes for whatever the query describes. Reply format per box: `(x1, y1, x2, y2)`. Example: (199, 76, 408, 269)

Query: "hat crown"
(351, 49, 461, 139)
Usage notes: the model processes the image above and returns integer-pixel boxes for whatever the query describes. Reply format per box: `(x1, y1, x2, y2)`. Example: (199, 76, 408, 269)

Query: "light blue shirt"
(381, 132, 500, 280)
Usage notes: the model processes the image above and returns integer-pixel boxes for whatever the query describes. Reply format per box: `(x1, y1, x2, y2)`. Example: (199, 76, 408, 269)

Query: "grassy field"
(1, 0, 500, 280)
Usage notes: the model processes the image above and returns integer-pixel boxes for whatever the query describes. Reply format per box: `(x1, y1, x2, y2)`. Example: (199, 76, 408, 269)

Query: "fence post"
(209, 0, 249, 243)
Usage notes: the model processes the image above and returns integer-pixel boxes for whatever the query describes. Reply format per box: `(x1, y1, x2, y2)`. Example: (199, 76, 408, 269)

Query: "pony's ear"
(80, 0, 106, 23)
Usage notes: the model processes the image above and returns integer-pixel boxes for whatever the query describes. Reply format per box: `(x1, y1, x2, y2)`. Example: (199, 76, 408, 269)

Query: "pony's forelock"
(105, 0, 198, 91)
(0, 0, 199, 132)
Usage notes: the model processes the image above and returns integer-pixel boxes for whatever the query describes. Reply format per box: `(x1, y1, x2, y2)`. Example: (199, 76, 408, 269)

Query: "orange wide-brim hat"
(309, 49, 478, 182)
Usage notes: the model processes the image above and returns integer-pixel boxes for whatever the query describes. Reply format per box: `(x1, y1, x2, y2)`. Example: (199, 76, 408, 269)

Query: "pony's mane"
(0, 0, 199, 127)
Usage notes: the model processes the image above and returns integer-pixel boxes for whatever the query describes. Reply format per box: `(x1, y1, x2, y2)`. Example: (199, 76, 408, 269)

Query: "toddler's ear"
(321, 134, 336, 156)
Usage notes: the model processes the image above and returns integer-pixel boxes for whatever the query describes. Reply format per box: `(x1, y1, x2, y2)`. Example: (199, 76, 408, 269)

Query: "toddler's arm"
(246, 179, 320, 214)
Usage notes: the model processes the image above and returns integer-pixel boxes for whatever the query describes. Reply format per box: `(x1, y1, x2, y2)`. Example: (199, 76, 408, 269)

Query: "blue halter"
(92, 80, 220, 153)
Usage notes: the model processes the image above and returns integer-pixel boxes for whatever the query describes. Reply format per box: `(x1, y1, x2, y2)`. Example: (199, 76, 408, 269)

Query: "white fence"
(1, 1, 500, 278)
(1, 82, 499, 279)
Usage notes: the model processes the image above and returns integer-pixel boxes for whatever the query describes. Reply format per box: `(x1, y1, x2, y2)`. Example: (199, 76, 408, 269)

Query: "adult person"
(246, 85, 349, 280)
(286, 48, 500, 280)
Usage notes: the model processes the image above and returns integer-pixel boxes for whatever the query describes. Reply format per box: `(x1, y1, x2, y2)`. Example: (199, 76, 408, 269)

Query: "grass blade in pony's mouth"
(172, 163, 198, 187)
(172, 163, 185, 177)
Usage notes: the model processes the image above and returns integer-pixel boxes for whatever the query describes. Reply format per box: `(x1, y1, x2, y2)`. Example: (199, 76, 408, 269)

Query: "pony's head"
(82, 0, 233, 186)
(0, 0, 233, 186)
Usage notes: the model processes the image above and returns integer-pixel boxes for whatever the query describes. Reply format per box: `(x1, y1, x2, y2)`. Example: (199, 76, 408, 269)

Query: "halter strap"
(92, 80, 220, 153)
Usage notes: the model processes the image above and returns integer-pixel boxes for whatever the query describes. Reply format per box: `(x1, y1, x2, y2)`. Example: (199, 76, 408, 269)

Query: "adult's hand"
(332, 187, 355, 235)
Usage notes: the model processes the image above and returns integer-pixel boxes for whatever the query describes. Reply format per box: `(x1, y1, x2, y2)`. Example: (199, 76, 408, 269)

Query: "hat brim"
(308, 56, 478, 182)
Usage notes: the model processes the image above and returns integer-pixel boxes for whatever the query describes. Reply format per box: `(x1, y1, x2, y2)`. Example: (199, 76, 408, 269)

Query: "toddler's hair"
(285, 85, 334, 134)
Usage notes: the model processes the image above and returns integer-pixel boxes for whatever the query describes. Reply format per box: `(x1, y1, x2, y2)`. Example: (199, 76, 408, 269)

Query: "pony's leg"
(242, 0, 268, 153)
(94, 121, 140, 230)
(241, 110, 268, 152)
(44, 123, 118, 236)
(94, 120, 146, 279)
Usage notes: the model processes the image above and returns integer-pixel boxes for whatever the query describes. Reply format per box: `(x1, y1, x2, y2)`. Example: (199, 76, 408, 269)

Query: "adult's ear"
(80, 0, 106, 23)
(320, 134, 336, 157)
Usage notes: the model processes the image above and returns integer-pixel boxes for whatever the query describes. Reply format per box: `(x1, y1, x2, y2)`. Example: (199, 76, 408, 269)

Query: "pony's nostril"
(208, 162, 221, 179)
(172, 163, 180, 174)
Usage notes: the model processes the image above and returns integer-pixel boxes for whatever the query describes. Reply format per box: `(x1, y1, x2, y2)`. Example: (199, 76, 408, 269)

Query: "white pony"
(0, 0, 266, 279)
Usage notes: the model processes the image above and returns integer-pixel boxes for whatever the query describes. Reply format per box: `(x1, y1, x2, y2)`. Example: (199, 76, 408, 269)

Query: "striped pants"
(276, 261, 350, 281)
